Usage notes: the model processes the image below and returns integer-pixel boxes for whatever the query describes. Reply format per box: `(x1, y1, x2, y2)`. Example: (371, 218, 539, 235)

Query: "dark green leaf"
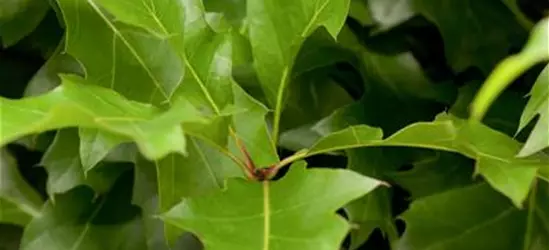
(161, 162, 382, 250)
(0, 149, 42, 226)
(412, 0, 527, 73)
(41, 129, 130, 197)
(388, 152, 475, 199)
(20, 178, 146, 250)
(0, 0, 49, 47)
(398, 182, 548, 250)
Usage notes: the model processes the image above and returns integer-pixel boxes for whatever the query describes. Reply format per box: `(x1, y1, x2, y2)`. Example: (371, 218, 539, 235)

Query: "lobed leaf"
(161, 162, 382, 250)
(0, 75, 207, 160)
(247, 0, 351, 142)
(305, 113, 548, 207)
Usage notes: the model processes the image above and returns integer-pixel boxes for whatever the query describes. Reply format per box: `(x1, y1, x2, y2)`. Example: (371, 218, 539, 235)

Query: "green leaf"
(23, 42, 82, 97)
(41, 129, 130, 197)
(20, 176, 147, 250)
(0, 148, 42, 226)
(132, 156, 170, 250)
(517, 64, 549, 156)
(348, 0, 374, 26)
(0, 75, 207, 160)
(337, 26, 456, 134)
(231, 83, 278, 167)
(57, 0, 183, 105)
(78, 129, 129, 171)
(156, 138, 243, 244)
(345, 148, 399, 249)
(0, 0, 49, 47)
(161, 162, 382, 250)
(389, 152, 475, 199)
(305, 113, 548, 207)
(412, 0, 527, 73)
(397, 182, 548, 250)
(471, 17, 549, 120)
(248, 0, 351, 142)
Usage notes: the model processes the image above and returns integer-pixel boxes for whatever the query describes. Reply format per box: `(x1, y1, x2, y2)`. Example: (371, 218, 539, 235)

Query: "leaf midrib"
(86, 0, 170, 103)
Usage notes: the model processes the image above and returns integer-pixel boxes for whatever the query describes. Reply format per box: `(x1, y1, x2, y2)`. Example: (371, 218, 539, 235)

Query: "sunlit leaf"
(0, 75, 207, 160)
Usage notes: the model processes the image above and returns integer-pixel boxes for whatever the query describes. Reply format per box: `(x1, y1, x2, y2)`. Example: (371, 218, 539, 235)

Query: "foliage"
(0, 0, 548, 249)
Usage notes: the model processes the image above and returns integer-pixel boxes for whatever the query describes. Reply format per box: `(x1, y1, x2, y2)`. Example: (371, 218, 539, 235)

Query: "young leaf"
(517, 64, 549, 156)
(231, 83, 278, 167)
(305, 113, 548, 207)
(247, 0, 351, 142)
(398, 182, 548, 250)
(20, 177, 147, 250)
(0, 148, 42, 226)
(413, 0, 527, 73)
(161, 163, 382, 250)
(0, 75, 207, 160)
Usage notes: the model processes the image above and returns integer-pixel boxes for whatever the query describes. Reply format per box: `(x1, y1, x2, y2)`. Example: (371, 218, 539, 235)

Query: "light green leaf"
(517, 64, 549, 156)
(0, 0, 49, 47)
(41, 129, 130, 197)
(156, 138, 242, 244)
(0, 75, 207, 160)
(0, 148, 42, 226)
(413, 0, 527, 73)
(161, 163, 382, 250)
(20, 180, 147, 250)
(304, 113, 548, 207)
(57, 0, 183, 105)
(397, 182, 548, 250)
(248, 0, 351, 142)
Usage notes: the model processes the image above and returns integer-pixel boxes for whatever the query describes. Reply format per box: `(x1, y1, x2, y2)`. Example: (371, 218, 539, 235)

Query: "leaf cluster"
(0, 0, 548, 249)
